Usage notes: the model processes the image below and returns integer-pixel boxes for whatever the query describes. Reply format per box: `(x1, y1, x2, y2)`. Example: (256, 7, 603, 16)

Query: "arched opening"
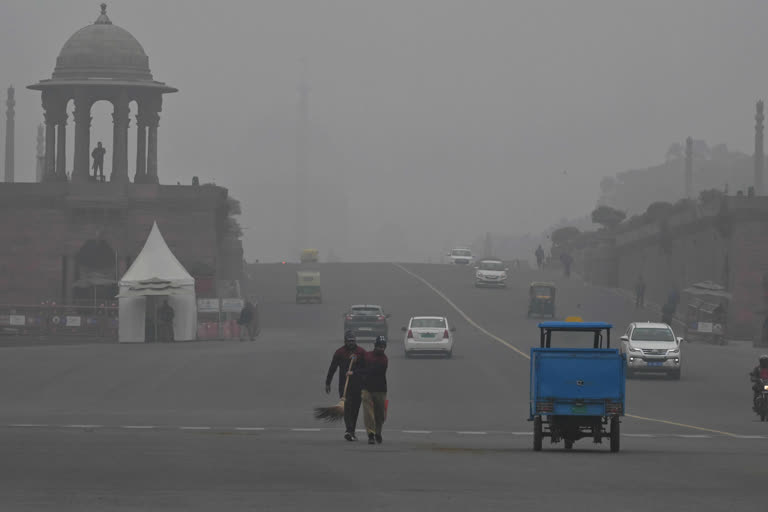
(72, 239, 117, 306)
(64, 98, 75, 179)
(90, 99, 114, 182)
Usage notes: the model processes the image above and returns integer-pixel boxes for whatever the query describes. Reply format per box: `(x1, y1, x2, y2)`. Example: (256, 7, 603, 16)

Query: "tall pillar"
(35, 124, 45, 182)
(755, 100, 764, 196)
(685, 136, 693, 199)
(146, 111, 160, 184)
(43, 112, 56, 181)
(55, 117, 67, 180)
(71, 94, 92, 182)
(4, 86, 15, 182)
(110, 93, 130, 183)
(134, 113, 147, 183)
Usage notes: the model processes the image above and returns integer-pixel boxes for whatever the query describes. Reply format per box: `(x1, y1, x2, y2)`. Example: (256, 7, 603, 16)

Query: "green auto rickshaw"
(296, 271, 322, 304)
(527, 281, 556, 318)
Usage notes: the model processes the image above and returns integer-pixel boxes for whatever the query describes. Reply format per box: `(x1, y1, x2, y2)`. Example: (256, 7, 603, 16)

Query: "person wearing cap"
(357, 335, 389, 444)
(326, 330, 367, 441)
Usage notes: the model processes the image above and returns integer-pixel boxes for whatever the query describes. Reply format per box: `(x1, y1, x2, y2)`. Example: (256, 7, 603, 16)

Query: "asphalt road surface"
(1, 262, 766, 511)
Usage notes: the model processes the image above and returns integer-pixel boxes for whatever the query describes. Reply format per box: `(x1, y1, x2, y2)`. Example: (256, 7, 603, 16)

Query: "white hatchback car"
(620, 322, 683, 379)
(402, 316, 455, 358)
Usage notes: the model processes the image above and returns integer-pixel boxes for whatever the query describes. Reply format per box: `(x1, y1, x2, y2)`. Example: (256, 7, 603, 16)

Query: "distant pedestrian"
(634, 275, 646, 308)
(560, 252, 573, 278)
(158, 299, 175, 341)
(237, 298, 258, 341)
(325, 331, 366, 441)
(535, 245, 545, 270)
(359, 336, 389, 445)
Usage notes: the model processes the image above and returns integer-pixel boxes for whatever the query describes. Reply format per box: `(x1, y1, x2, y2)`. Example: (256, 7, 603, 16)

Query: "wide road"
(0, 262, 765, 511)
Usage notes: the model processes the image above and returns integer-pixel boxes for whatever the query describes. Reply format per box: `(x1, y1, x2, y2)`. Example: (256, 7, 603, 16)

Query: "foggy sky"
(2, 1, 768, 262)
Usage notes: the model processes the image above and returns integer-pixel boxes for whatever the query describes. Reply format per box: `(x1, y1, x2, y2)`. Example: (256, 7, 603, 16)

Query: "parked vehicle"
(530, 321, 625, 452)
(402, 316, 455, 358)
(527, 282, 556, 318)
(475, 259, 508, 287)
(296, 271, 321, 304)
(682, 281, 730, 345)
(344, 305, 389, 339)
(620, 322, 683, 379)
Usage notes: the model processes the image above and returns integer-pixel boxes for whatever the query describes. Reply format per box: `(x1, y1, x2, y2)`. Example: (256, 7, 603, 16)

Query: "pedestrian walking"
(359, 336, 389, 445)
(237, 298, 258, 341)
(560, 252, 573, 278)
(634, 275, 646, 308)
(325, 331, 366, 441)
(535, 245, 545, 270)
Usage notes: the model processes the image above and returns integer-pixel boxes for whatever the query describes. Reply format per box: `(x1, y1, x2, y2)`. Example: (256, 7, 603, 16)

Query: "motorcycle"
(754, 379, 768, 422)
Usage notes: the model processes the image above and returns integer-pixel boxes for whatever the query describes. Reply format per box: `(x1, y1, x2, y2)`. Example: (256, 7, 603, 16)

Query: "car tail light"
(407, 329, 413, 339)
(605, 401, 623, 414)
(443, 329, 449, 339)
(377, 315, 386, 321)
(345, 315, 353, 321)
(536, 401, 554, 413)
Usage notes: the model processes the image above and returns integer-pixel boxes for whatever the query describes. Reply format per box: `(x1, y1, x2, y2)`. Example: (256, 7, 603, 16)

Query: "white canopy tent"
(117, 222, 197, 342)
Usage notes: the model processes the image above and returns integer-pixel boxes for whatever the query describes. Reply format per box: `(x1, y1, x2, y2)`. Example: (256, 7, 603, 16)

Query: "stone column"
(43, 111, 57, 182)
(110, 94, 130, 183)
(55, 117, 67, 180)
(755, 100, 764, 196)
(4, 86, 15, 183)
(134, 112, 147, 183)
(72, 95, 92, 182)
(146, 111, 160, 184)
(684, 137, 693, 199)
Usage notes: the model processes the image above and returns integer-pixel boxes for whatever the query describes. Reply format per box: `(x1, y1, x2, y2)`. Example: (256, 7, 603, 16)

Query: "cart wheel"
(610, 416, 620, 453)
(533, 416, 543, 452)
(404, 350, 411, 359)
(564, 439, 573, 450)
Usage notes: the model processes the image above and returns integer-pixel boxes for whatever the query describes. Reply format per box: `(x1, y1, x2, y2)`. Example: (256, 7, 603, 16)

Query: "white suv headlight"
(628, 345, 642, 353)
(667, 348, 680, 355)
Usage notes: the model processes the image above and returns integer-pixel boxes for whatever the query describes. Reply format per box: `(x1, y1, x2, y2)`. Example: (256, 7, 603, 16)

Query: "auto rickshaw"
(528, 282, 556, 318)
(296, 271, 322, 304)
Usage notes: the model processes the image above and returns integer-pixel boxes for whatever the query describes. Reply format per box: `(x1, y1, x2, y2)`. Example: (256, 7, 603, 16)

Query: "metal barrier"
(0, 303, 118, 339)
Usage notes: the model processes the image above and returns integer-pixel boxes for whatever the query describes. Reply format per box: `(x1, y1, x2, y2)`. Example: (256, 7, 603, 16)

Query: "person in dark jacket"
(750, 355, 768, 411)
(358, 335, 389, 444)
(237, 299, 258, 341)
(326, 331, 367, 441)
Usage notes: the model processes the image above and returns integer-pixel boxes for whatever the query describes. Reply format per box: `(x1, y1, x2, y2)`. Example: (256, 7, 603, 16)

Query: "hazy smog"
(2, 0, 768, 263)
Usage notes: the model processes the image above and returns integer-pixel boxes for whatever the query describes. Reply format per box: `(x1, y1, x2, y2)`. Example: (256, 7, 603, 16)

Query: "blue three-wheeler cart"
(529, 321, 626, 452)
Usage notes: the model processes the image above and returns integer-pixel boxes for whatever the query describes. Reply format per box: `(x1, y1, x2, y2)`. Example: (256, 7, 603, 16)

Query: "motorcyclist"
(750, 355, 768, 411)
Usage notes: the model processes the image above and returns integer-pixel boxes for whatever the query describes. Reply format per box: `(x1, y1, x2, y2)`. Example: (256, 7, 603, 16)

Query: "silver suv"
(620, 322, 683, 380)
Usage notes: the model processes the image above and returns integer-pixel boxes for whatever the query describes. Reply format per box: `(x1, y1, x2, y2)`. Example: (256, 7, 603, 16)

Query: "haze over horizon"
(2, 0, 767, 262)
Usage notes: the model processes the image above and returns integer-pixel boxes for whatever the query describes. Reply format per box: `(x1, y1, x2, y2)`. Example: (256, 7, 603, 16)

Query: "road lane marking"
(64, 424, 102, 429)
(625, 414, 740, 438)
(395, 264, 746, 439)
(291, 428, 321, 432)
(9, 424, 49, 428)
(402, 430, 432, 434)
(457, 431, 487, 435)
(121, 425, 156, 429)
(677, 434, 711, 438)
(235, 427, 266, 431)
(179, 426, 211, 431)
(393, 263, 530, 359)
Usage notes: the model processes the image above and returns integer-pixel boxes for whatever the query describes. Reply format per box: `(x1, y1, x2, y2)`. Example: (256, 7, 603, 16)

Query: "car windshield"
(351, 307, 382, 316)
(452, 250, 471, 256)
(479, 261, 504, 270)
(631, 327, 674, 342)
(532, 286, 552, 296)
(411, 318, 446, 328)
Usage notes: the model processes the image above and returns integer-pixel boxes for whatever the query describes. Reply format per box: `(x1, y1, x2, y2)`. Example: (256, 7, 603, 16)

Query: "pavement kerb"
(394, 263, 744, 438)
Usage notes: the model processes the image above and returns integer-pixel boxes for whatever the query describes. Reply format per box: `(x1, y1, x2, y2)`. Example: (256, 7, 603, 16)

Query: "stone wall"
(0, 182, 242, 304)
(589, 196, 768, 340)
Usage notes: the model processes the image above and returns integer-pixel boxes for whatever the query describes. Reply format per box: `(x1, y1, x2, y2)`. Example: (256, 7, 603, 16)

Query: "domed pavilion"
(28, 3, 177, 184)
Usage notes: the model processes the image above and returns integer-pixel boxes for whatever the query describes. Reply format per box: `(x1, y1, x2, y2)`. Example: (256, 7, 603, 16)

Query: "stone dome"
(52, 4, 153, 82)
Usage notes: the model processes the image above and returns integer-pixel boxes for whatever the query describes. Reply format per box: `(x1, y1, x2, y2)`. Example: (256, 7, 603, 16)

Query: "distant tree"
(665, 142, 683, 161)
(591, 205, 626, 230)
(699, 188, 724, 205)
(643, 201, 673, 223)
(551, 226, 581, 247)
